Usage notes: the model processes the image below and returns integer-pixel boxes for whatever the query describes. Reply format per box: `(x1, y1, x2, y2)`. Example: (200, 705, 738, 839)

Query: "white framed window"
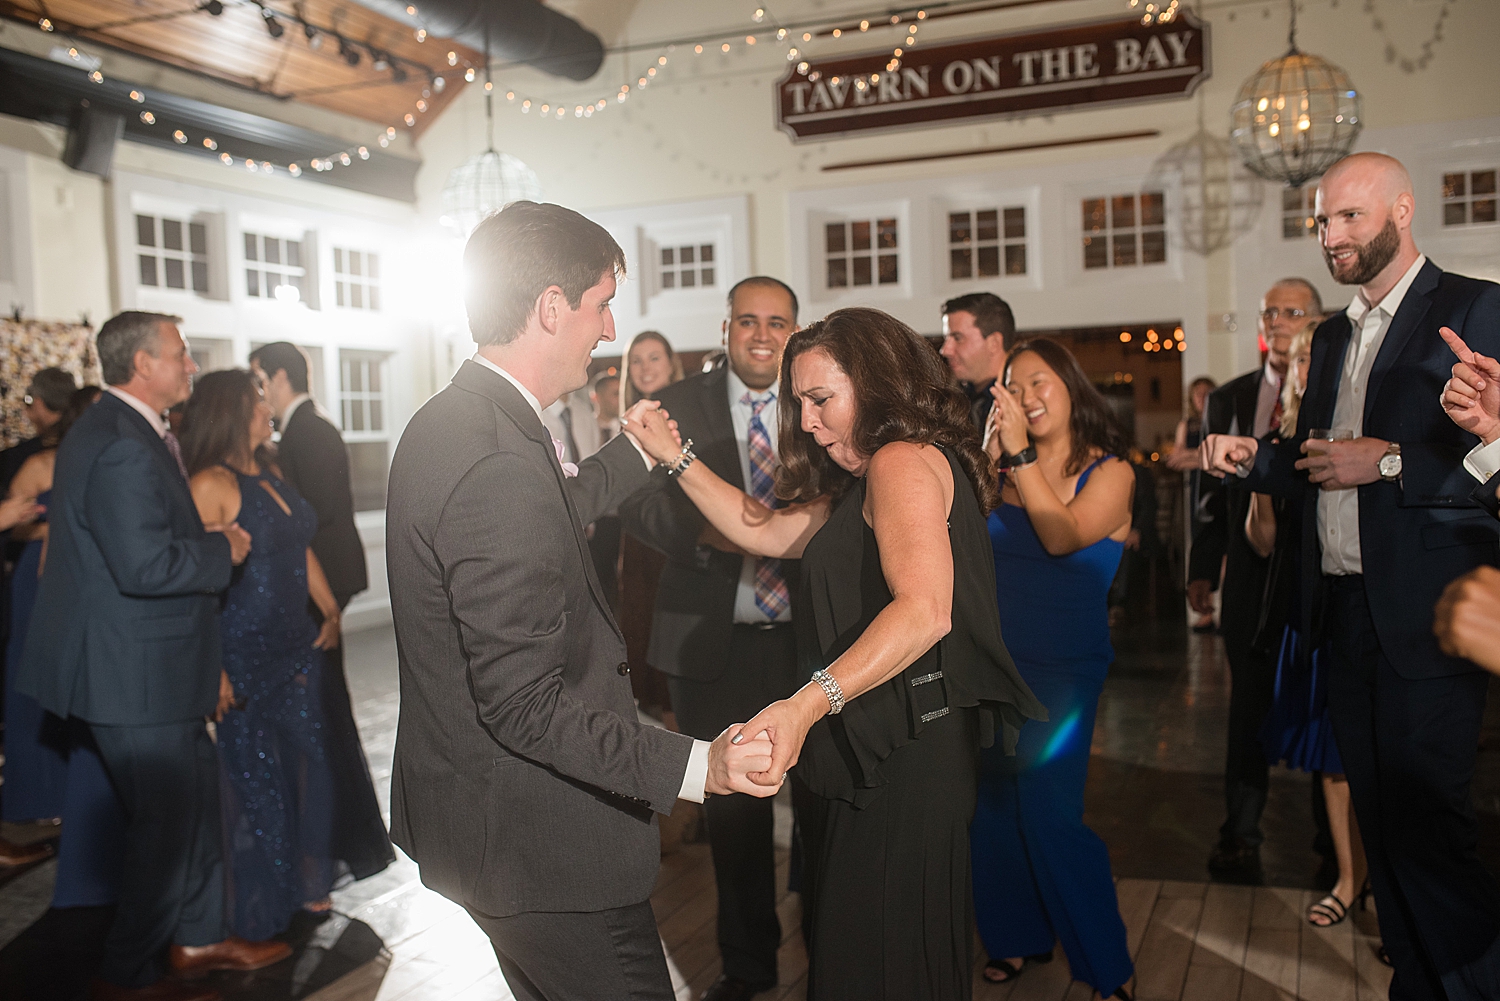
(1281, 185, 1317, 239)
(339, 349, 389, 511)
(825, 217, 899, 289)
(948, 207, 1026, 279)
(244, 232, 306, 303)
(1082, 193, 1166, 270)
(137, 214, 209, 293)
(1442, 169, 1497, 227)
(659, 243, 717, 290)
(333, 248, 381, 310)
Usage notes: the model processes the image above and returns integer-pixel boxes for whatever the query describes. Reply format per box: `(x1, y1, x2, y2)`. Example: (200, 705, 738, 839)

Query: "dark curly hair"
(775, 307, 998, 512)
(1003, 338, 1131, 477)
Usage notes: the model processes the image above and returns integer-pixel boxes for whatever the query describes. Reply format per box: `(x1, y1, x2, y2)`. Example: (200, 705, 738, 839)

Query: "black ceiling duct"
(348, 0, 605, 81)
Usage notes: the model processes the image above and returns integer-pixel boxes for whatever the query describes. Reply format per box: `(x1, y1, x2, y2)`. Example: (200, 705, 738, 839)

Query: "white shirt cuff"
(1464, 438, 1500, 484)
(677, 738, 712, 803)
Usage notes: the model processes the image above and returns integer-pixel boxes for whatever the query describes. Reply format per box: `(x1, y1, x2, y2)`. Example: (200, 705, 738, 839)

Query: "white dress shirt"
(471, 354, 710, 802)
(726, 369, 790, 625)
(1464, 438, 1500, 484)
(106, 386, 168, 438)
(1319, 255, 1427, 575)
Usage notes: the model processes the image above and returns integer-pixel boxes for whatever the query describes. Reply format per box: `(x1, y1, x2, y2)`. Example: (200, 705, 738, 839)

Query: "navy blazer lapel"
(1363, 259, 1441, 427)
(700, 367, 745, 492)
(1303, 314, 1352, 435)
(99, 393, 198, 517)
(451, 360, 623, 638)
(1233, 373, 1261, 438)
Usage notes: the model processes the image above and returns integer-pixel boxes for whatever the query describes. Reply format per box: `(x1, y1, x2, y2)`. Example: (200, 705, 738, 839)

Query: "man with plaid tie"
(1187, 278, 1324, 885)
(621, 276, 801, 1001)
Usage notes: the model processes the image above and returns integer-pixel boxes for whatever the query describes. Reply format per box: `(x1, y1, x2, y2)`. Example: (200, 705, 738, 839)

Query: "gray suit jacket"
(386, 360, 693, 918)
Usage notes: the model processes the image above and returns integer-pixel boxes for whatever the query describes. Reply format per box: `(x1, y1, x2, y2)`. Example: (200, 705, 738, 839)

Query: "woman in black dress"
(637, 307, 1044, 999)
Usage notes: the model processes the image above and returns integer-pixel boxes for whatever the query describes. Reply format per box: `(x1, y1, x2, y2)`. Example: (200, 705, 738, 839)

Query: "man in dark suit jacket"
(386, 202, 775, 1001)
(938, 291, 1016, 432)
(1188, 277, 1321, 883)
(1204, 153, 1500, 1001)
(17, 312, 289, 1001)
(249, 341, 392, 878)
(620, 276, 799, 1001)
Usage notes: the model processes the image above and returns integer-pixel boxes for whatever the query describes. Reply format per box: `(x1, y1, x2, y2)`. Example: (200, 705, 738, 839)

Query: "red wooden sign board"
(774, 13, 1210, 142)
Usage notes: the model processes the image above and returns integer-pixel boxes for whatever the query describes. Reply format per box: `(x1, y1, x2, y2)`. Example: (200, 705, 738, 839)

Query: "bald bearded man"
(1202, 153, 1500, 1001)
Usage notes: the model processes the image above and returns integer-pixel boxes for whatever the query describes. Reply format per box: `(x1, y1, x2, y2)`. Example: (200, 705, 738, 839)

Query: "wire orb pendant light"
(440, 31, 541, 238)
(1229, 0, 1362, 188)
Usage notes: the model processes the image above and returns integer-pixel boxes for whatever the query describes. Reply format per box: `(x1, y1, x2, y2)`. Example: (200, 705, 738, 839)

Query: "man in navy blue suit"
(1203, 153, 1500, 1001)
(17, 312, 290, 1001)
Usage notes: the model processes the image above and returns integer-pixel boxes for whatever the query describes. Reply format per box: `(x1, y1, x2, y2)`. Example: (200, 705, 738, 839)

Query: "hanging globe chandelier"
(440, 149, 542, 237)
(439, 40, 541, 238)
(1147, 122, 1264, 256)
(1229, 0, 1362, 188)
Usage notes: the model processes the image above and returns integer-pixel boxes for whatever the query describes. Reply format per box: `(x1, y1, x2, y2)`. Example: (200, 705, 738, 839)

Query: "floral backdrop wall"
(1, 320, 101, 449)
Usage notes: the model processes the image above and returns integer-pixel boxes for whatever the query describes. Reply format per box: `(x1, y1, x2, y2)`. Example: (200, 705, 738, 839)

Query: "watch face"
(1379, 454, 1402, 478)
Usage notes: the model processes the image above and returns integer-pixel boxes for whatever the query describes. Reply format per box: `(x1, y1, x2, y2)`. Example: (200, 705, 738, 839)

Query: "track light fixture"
(200, 0, 224, 14)
(392, 65, 409, 83)
(304, 22, 322, 49)
(373, 52, 390, 71)
(260, 6, 284, 38)
(338, 36, 361, 66)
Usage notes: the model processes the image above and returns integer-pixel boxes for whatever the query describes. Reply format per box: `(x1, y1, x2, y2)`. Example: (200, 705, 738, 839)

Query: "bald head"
(1321, 152, 1413, 204)
(1314, 152, 1420, 294)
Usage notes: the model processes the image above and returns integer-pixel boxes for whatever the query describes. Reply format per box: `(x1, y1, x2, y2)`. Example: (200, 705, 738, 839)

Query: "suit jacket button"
(618, 661, 630, 676)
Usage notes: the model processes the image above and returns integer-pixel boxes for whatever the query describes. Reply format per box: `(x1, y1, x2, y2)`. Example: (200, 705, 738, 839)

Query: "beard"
(1323, 217, 1401, 286)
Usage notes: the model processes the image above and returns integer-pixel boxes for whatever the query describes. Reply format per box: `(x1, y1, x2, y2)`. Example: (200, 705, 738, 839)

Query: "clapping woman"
(630, 307, 1043, 999)
(181, 369, 348, 940)
(970, 339, 1137, 1000)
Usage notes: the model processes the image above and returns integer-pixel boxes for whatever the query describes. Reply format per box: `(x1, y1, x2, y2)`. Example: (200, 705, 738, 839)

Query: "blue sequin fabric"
(216, 465, 338, 940)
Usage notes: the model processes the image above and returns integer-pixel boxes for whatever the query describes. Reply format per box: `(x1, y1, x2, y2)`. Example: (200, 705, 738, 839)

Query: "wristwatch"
(1378, 442, 1402, 481)
(997, 445, 1038, 471)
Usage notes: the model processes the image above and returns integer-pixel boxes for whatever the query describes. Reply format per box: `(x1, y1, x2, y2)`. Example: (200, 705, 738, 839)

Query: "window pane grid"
(334, 247, 381, 310)
(826, 218, 899, 289)
(244, 232, 307, 301)
(1281, 185, 1317, 239)
(1081, 193, 1166, 270)
(948, 206, 1026, 279)
(135, 214, 209, 292)
(1443, 169, 1498, 227)
(658, 243, 717, 291)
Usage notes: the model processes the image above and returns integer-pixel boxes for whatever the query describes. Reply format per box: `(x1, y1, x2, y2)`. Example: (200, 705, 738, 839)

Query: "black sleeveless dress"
(790, 447, 1045, 1001)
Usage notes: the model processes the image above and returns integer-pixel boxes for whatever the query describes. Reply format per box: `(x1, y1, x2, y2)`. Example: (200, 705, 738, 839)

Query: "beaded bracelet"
(665, 439, 697, 477)
(811, 669, 846, 715)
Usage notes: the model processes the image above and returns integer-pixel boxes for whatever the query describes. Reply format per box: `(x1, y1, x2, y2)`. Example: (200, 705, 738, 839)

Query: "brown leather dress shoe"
(168, 937, 292, 977)
(90, 978, 222, 1001)
(0, 836, 55, 866)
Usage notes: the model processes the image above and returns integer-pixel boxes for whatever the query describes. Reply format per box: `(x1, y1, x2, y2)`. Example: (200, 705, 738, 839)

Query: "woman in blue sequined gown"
(970, 339, 1137, 1000)
(181, 369, 349, 941)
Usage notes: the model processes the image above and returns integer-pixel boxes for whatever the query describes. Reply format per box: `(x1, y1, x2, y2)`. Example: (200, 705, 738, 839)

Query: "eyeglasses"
(1259, 307, 1309, 321)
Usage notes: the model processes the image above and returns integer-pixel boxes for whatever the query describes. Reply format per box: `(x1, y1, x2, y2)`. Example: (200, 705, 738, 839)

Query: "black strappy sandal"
(981, 950, 1054, 984)
(1306, 891, 1351, 927)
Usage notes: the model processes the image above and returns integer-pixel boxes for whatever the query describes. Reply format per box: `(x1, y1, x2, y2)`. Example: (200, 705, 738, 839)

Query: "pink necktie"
(552, 436, 579, 478)
(163, 429, 189, 481)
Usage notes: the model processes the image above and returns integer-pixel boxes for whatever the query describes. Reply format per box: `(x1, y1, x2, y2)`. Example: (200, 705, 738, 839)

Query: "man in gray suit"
(385, 201, 776, 1001)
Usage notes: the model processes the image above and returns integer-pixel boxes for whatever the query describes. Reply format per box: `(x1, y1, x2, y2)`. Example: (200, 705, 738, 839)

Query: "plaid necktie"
(162, 429, 189, 481)
(743, 392, 790, 620)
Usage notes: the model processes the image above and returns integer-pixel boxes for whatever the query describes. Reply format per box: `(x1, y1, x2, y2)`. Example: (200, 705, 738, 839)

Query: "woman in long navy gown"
(970, 339, 1137, 999)
(182, 368, 368, 940)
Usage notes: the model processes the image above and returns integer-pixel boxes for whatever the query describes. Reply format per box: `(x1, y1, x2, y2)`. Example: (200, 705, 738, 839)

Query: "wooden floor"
(307, 840, 1393, 1001)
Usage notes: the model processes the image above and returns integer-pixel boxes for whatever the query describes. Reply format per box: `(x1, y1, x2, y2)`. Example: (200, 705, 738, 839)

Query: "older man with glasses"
(1188, 277, 1323, 884)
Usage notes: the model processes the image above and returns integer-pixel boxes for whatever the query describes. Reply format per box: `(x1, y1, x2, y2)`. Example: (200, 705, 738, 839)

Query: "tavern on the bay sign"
(774, 14, 1210, 141)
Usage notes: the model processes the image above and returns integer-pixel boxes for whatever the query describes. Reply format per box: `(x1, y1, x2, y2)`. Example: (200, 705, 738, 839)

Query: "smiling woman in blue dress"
(970, 338, 1138, 1000)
